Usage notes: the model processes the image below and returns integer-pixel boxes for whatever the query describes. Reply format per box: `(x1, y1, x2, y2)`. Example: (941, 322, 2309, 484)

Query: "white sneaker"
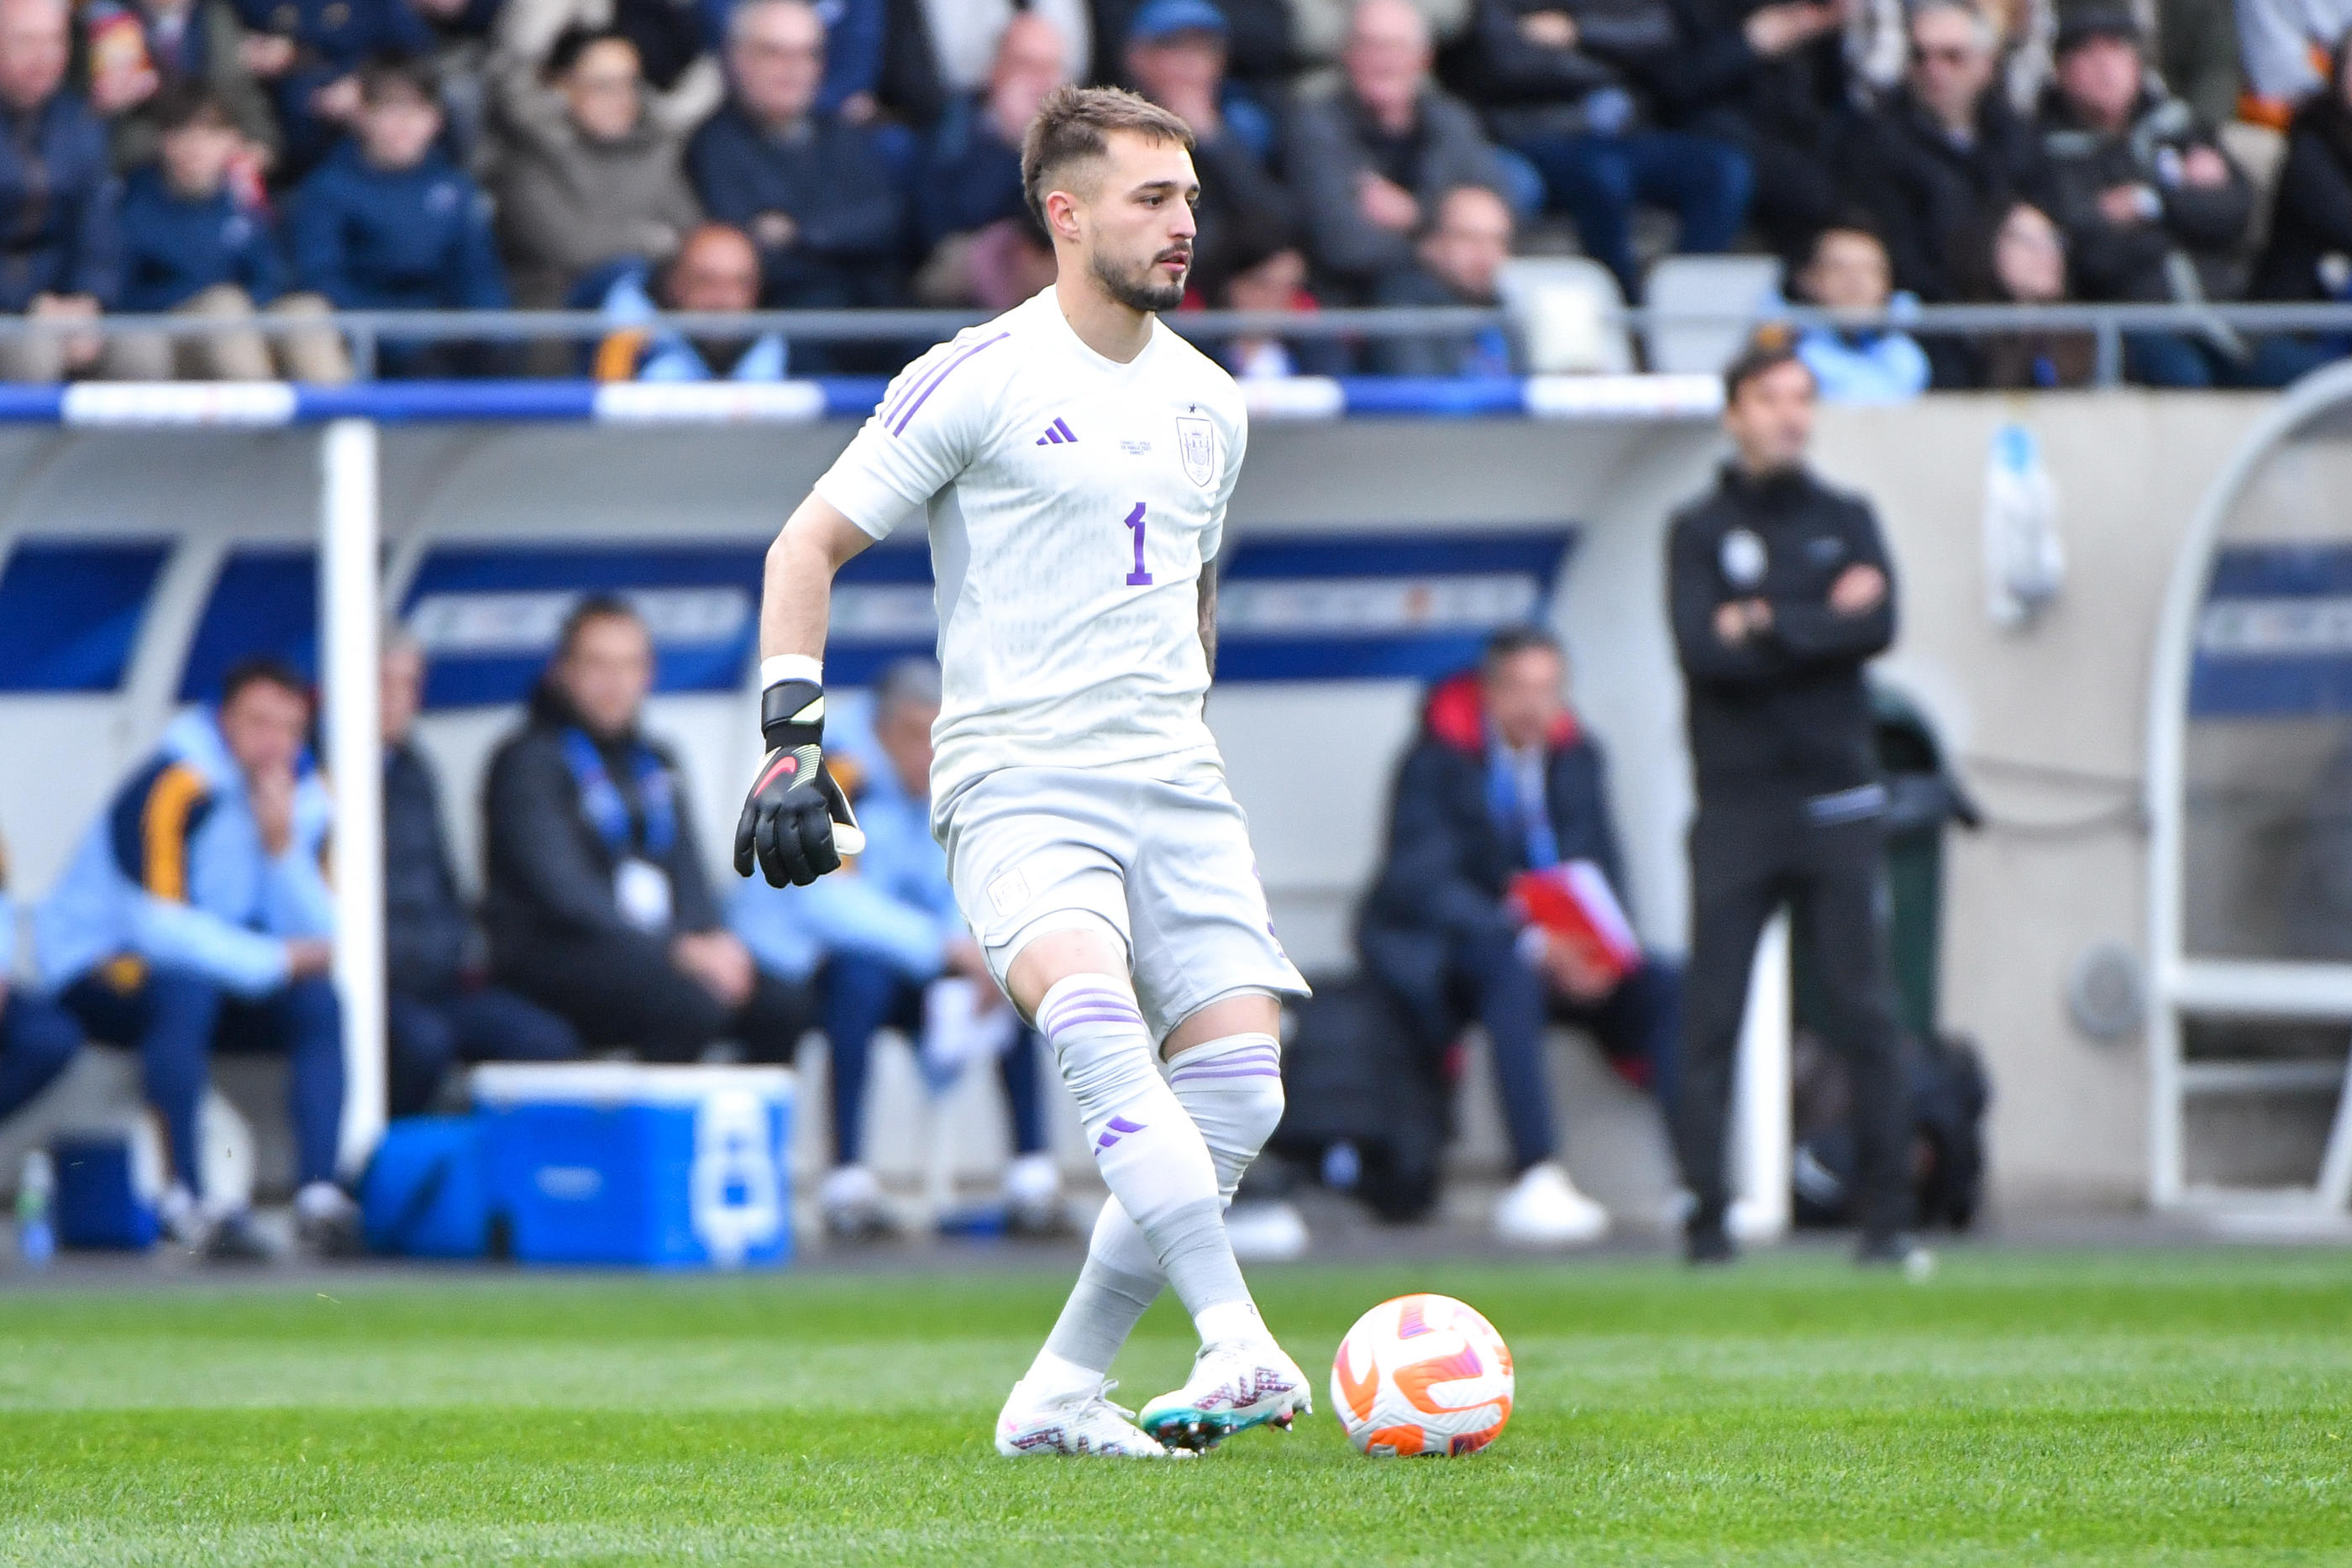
(1137, 1338, 1312, 1450)
(820, 1164, 887, 1240)
(1224, 1198, 1310, 1261)
(1494, 1161, 1610, 1247)
(995, 1379, 1189, 1458)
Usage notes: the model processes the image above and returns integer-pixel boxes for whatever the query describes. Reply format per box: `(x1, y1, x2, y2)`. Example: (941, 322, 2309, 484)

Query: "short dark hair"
(1723, 332, 1811, 404)
(1020, 84, 1195, 225)
(358, 54, 438, 108)
(219, 656, 312, 710)
(1483, 624, 1563, 673)
(152, 81, 230, 136)
(554, 594, 645, 660)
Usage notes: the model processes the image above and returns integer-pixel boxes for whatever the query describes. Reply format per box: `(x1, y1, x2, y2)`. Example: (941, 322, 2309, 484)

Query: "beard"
(1092, 244, 1188, 312)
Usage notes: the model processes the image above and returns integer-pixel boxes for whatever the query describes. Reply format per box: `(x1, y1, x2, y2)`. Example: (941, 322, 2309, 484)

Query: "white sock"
(1036, 975, 1248, 1322)
(1038, 1031, 1287, 1370)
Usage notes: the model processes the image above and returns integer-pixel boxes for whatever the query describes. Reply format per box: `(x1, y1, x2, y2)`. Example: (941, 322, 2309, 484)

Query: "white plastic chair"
(1495, 256, 1635, 375)
(1643, 254, 1784, 375)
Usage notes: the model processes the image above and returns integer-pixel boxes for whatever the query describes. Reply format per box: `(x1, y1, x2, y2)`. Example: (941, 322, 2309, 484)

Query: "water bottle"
(17, 1149, 54, 1267)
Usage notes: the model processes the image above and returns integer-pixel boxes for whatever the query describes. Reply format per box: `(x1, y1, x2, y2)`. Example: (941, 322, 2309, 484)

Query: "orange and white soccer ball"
(1330, 1293, 1513, 1457)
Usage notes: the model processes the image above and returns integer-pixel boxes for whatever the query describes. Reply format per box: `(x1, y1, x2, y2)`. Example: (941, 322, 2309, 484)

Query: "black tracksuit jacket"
(1666, 462, 1896, 805)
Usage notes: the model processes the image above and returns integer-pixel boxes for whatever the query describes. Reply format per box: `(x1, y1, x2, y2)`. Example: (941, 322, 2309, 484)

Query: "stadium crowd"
(0, 0, 2344, 387)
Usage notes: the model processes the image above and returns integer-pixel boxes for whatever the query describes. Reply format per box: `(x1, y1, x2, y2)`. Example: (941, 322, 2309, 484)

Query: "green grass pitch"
(0, 1247, 2347, 1565)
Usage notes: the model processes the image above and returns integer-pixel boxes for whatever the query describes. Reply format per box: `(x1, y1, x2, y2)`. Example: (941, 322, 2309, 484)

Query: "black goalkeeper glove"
(733, 677, 862, 888)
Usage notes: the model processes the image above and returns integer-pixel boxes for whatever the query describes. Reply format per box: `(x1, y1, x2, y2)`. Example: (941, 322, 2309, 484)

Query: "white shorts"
(941, 754, 1310, 1043)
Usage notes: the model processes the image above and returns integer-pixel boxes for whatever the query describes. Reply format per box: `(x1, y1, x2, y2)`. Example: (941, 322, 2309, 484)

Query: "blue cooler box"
(473, 1063, 795, 1268)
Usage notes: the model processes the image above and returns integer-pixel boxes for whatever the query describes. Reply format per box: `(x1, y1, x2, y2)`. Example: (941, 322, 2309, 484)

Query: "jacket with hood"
(479, 680, 720, 969)
(1357, 671, 1629, 1043)
(35, 709, 335, 998)
(490, 84, 701, 308)
(2035, 83, 2251, 303)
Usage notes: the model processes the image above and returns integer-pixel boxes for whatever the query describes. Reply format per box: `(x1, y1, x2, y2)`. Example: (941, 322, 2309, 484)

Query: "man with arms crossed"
(735, 84, 1310, 1458)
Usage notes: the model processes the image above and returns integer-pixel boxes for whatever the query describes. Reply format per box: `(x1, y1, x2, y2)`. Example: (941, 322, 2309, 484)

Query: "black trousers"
(1673, 796, 1912, 1240)
(496, 929, 807, 1066)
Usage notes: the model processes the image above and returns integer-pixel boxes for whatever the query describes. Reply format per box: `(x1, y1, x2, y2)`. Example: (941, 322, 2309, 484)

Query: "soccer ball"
(1330, 1293, 1513, 1457)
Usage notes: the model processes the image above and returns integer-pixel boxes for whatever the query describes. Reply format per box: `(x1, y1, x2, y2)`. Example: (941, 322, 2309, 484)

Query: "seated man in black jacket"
(1359, 625, 1681, 1249)
(483, 597, 806, 1064)
(381, 635, 579, 1117)
(1844, 0, 2045, 305)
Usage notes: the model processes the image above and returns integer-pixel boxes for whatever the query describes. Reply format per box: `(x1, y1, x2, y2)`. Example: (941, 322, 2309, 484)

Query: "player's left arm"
(1198, 568, 1217, 679)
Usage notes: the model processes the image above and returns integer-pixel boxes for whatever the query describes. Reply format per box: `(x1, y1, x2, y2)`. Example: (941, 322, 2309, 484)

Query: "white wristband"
(759, 654, 823, 690)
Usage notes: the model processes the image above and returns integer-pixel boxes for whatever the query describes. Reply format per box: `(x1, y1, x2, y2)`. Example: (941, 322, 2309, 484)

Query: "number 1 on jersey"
(1124, 502, 1152, 586)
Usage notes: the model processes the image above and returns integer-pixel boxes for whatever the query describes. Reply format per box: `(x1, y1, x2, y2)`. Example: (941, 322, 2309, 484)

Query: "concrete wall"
(1810, 394, 2265, 1209)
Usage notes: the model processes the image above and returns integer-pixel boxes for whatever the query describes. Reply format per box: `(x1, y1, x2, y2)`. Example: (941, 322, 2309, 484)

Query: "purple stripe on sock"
(1173, 1047, 1280, 1068)
(1042, 1009, 1144, 1033)
(889, 332, 1010, 435)
(1170, 1066, 1284, 1083)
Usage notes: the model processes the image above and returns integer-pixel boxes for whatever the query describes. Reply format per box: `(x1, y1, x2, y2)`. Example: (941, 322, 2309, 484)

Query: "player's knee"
(1168, 1033, 1285, 1162)
(1223, 1072, 1285, 1162)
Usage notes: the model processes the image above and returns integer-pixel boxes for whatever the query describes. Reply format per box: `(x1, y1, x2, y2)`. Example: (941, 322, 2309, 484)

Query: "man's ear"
(1043, 187, 1082, 245)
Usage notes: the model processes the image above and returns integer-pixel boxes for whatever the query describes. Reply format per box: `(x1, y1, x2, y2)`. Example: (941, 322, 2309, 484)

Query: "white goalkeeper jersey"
(813, 287, 1247, 825)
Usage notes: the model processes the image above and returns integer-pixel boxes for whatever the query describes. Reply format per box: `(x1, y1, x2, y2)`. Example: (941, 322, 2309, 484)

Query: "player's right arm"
(735, 328, 1000, 888)
(733, 494, 876, 889)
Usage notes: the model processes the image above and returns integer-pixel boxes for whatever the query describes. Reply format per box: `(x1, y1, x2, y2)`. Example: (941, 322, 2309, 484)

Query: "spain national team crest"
(1175, 414, 1215, 486)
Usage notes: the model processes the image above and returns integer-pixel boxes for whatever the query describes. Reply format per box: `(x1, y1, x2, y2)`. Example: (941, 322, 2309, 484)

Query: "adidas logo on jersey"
(1035, 417, 1079, 445)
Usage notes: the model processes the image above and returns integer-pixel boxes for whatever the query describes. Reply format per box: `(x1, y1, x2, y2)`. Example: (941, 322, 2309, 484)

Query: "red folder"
(1509, 860, 1642, 983)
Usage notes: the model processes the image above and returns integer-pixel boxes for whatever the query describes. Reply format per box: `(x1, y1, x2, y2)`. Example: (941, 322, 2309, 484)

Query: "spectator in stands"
(228, 0, 435, 179)
(732, 659, 1063, 1240)
(1097, 0, 1293, 92)
(1209, 229, 1352, 378)
(408, 0, 502, 162)
(483, 596, 807, 1067)
(289, 57, 508, 375)
(110, 82, 349, 380)
(1367, 181, 1516, 375)
(491, 26, 699, 309)
(76, 0, 279, 174)
(2035, 8, 2262, 387)
(38, 658, 356, 1261)
(591, 220, 788, 379)
(913, 9, 1067, 301)
(1965, 199, 2096, 387)
(1123, 0, 1294, 292)
(381, 632, 579, 1120)
(1651, 0, 1849, 265)
(0, 0, 120, 384)
(1790, 223, 1930, 403)
(491, 0, 720, 139)
(1287, 0, 1509, 300)
(687, 0, 901, 315)
(1845, 0, 2046, 305)
(1357, 625, 1681, 1248)
(2253, 37, 2352, 307)
(1289, 0, 1467, 74)
(1454, 0, 1752, 300)
(0, 831, 82, 1129)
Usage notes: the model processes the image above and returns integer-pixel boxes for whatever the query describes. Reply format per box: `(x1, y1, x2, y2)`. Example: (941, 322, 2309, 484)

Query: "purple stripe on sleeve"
(889, 332, 1011, 436)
